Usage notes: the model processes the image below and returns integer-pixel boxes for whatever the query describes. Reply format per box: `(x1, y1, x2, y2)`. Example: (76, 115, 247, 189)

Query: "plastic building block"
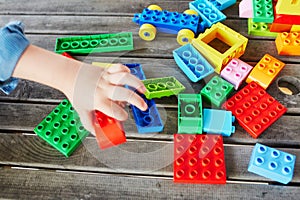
(178, 94, 203, 134)
(252, 0, 274, 23)
(132, 7, 201, 36)
(173, 43, 214, 82)
(34, 99, 89, 157)
(248, 143, 296, 184)
(124, 63, 146, 80)
(220, 58, 253, 90)
(222, 82, 287, 138)
(207, 0, 237, 11)
(203, 108, 235, 136)
(273, 6, 300, 25)
(247, 18, 277, 38)
(174, 134, 226, 184)
(54, 32, 134, 54)
(270, 23, 292, 33)
(246, 54, 285, 89)
(94, 110, 126, 149)
(142, 76, 185, 99)
(291, 25, 300, 32)
(189, 0, 226, 28)
(239, 0, 253, 18)
(275, 0, 300, 15)
(0, 77, 19, 95)
(275, 32, 300, 56)
(192, 22, 248, 73)
(200, 76, 234, 107)
(126, 63, 164, 133)
(61, 52, 75, 59)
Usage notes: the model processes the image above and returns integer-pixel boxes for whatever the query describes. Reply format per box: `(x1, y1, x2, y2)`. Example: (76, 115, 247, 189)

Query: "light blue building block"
(207, 0, 237, 11)
(133, 8, 200, 34)
(126, 63, 164, 133)
(0, 77, 19, 95)
(203, 108, 235, 136)
(189, 0, 226, 28)
(248, 143, 296, 184)
(173, 43, 214, 82)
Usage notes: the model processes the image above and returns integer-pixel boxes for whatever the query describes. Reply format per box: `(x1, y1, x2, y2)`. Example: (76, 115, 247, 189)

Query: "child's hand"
(65, 63, 148, 135)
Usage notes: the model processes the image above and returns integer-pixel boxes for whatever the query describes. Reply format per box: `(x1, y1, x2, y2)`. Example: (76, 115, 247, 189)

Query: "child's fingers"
(104, 72, 147, 93)
(107, 63, 130, 73)
(94, 98, 128, 121)
(106, 86, 148, 111)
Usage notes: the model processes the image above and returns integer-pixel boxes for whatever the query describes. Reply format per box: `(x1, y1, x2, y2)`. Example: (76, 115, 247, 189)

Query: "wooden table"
(0, 0, 299, 199)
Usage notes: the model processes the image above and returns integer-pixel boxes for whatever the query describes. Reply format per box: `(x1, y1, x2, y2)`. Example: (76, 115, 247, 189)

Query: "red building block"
(94, 111, 127, 149)
(173, 134, 226, 184)
(270, 23, 292, 33)
(61, 52, 75, 59)
(222, 82, 287, 138)
(273, 4, 300, 25)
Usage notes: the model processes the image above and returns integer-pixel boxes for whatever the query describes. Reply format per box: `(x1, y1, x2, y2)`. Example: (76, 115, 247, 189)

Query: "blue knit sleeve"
(0, 21, 30, 94)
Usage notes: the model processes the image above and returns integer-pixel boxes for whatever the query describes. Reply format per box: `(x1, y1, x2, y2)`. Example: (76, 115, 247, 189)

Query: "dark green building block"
(55, 32, 133, 54)
(248, 18, 277, 38)
(200, 76, 234, 108)
(178, 94, 202, 134)
(252, 0, 274, 23)
(142, 76, 185, 99)
(34, 99, 89, 157)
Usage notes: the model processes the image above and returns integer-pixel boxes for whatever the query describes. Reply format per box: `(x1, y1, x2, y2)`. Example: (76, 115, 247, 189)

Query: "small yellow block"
(276, 0, 300, 15)
(192, 22, 248, 74)
(291, 25, 300, 32)
(92, 62, 113, 68)
(246, 54, 285, 89)
(275, 32, 300, 56)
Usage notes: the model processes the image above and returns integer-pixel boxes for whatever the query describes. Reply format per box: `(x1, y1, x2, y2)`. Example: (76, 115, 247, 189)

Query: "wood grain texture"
(0, 133, 299, 183)
(0, 167, 300, 200)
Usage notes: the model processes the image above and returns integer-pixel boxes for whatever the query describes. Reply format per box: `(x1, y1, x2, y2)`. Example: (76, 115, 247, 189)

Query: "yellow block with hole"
(192, 22, 248, 73)
(276, 0, 300, 15)
(246, 54, 285, 90)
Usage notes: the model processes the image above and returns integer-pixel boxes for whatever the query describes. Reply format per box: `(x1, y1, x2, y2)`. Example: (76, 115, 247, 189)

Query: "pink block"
(220, 58, 253, 90)
(239, 0, 253, 18)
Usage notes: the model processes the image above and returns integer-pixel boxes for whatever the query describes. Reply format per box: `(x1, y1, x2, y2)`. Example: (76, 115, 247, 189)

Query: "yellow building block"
(276, 0, 300, 15)
(246, 54, 285, 89)
(92, 62, 113, 68)
(291, 25, 300, 32)
(192, 22, 248, 74)
(275, 32, 300, 56)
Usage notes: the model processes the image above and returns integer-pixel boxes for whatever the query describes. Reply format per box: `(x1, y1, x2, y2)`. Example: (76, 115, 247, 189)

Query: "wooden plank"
(0, 102, 299, 144)
(0, 0, 240, 18)
(0, 133, 300, 182)
(1, 167, 299, 200)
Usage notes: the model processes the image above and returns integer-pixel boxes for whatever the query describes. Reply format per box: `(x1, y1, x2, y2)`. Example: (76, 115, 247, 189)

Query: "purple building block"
(220, 58, 253, 90)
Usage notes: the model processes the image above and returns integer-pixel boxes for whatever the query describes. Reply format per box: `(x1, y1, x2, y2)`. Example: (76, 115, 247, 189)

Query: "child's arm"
(1, 21, 147, 135)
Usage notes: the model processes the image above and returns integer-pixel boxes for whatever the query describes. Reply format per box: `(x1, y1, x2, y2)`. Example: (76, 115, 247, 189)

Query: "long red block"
(222, 82, 287, 138)
(94, 111, 126, 149)
(173, 134, 226, 184)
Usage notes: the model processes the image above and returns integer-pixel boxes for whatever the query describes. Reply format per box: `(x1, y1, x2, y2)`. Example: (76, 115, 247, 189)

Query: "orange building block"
(246, 54, 285, 89)
(275, 32, 300, 56)
(270, 23, 292, 33)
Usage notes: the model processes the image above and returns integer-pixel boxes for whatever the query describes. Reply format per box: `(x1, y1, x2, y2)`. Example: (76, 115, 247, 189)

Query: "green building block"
(178, 94, 202, 134)
(142, 76, 185, 99)
(34, 99, 89, 157)
(55, 32, 133, 54)
(200, 76, 234, 108)
(252, 0, 274, 23)
(248, 18, 277, 38)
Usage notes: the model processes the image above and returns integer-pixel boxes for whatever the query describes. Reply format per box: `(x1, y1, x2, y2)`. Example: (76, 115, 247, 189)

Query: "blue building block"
(189, 0, 226, 28)
(125, 63, 164, 133)
(133, 8, 201, 35)
(173, 43, 214, 82)
(203, 108, 235, 136)
(124, 63, 146, 80)
(207, 0, 237, 11)
(248, 143, 296, 184)
(0, 77, 19, 95)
